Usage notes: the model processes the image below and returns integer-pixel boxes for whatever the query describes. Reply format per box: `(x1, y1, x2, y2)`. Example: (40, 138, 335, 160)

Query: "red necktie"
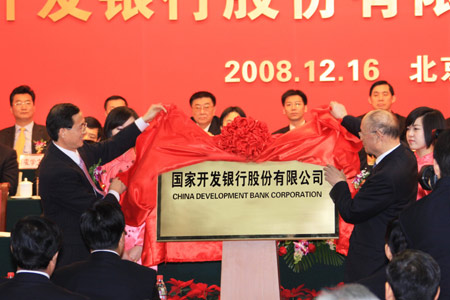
(79, 158, 106, 197)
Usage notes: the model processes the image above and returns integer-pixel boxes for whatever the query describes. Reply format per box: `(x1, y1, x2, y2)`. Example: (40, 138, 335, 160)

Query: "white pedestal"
(221, 240, 280, 300)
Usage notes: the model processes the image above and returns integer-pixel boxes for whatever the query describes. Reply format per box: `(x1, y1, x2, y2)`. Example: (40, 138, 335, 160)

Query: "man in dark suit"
(39, 102, 165, 268)
(331, 81, 406, 171)
(272, 89, 308, 135)
(52, 201, 158, 300)
(190, 91, 221, 135)
(0, 143, 18, 195)
(0, 85, 50, 155)
(399, 129, 450, 299)
(324, 109, 417, 282)
(0, 216, 87, 299)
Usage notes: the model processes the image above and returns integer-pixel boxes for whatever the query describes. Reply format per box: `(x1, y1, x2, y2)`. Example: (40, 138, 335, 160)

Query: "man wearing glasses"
(39, 102, 166, 268)
(0, 85, 49, 156)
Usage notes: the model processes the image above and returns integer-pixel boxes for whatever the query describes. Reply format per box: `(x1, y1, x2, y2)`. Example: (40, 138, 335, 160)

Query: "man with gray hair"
(317, 284, 379, 300)
(324, 109, 417, 282)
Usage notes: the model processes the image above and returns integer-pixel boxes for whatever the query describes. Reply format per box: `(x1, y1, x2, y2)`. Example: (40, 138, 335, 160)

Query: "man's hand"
(324, 164, 347, 187)
(142, 104, 167, 123)
(109, 177, 127, 194)
(329, 101, 348, 119)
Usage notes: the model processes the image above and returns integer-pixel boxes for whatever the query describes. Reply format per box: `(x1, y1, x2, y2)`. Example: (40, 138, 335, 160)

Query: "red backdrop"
(0, 1, 449, 131)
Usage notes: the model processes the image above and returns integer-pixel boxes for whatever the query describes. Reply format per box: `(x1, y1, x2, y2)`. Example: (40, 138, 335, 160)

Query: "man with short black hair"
(399, 129, 450, 299)
(0, 85, 49, 155)
(83, 116, 103, 142)
(386, 249, 440, 300)
(0, 216, 87, 299)
(40, 102, 165, 267)
(190, 91, 221, 135)
(273, 89, 308, 134)
(324, 110, 417, 283)
(52, 201, 157, 300)
(104, 95, 128, 115)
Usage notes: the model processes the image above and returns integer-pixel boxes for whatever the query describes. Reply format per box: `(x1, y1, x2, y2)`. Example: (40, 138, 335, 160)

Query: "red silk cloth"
(119, 105, 361, 266)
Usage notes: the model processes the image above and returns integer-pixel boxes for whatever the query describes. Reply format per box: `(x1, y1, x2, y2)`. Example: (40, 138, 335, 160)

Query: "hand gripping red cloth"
(118, 105, 361, 266)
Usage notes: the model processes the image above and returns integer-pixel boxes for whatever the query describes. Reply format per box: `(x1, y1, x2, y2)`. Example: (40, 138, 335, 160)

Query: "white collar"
(375, 143, 401, 166)
(53, 141, 81, 165)
(15, 121, 34, 132)
(16, 270, 50, 279)
(91, 249, 120, 256)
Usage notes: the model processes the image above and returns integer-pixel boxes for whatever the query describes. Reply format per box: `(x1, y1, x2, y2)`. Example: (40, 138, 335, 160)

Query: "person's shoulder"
(272, 126, 289, 135)
(33, 123, 46, 129)
(0, 125, 14, 133)
(0, 126, 14, 141)
(119, 260, 157, 277)
(51, 282, 89, 299)
(53, 260, 88, 276)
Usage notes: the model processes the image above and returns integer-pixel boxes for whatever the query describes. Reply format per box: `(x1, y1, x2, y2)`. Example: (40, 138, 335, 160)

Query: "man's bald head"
(363, 110, 400, 140)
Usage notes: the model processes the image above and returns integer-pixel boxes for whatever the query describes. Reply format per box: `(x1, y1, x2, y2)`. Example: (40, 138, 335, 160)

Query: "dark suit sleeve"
(81, 122, 142, 167)
(0, 148, 18, 195)
(341, 115, 362, 137)
(330, 175, 396, 224)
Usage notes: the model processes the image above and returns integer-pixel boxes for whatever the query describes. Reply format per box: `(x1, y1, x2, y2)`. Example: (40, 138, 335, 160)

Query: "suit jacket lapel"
(48, 143, 94, 189)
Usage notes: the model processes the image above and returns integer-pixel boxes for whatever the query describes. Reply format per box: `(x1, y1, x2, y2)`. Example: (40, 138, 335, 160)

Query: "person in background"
(83, 116, 104, 143)
(104, 95, 128, 115)
(52, 201, 158, 300)
(399, 129, 450, 299)
(101, 106, 145, 264)
(273, 89, 308, 134)
(386, 249, 440, 300)
(358, 219, 408, 299)
(0, 143, 18, 195)
(219, 106, 246, 128)
(0, 85, 49, 156)
(0, 216, 87, 299)
(405, 107, 445, 199)
(189, 91, 221, 135)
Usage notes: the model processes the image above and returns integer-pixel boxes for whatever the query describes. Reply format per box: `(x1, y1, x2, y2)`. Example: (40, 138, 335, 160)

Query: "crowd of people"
(0, 82, 449, 299)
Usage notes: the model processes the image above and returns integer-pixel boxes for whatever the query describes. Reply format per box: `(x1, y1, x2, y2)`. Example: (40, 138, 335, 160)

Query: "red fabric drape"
(119, 105, 361, 266)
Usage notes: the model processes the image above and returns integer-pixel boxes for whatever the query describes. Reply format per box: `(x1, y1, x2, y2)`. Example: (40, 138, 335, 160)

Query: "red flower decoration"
(216, 117, 273, 161)
(308, 243, 316, 253)
(167, 278, 194, 295)
(278, 246, 287, 256)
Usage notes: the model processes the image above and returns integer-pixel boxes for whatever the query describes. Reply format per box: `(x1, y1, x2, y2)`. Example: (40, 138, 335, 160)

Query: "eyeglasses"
(13, 100, 33, 106)
(68, 122, 87, 131)
(192, 105, 212, 111)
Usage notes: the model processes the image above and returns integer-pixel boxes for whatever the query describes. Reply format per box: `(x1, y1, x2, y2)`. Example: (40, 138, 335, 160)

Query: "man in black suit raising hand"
(324, 109, 417, 282)
(39, 102, 166, 268)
